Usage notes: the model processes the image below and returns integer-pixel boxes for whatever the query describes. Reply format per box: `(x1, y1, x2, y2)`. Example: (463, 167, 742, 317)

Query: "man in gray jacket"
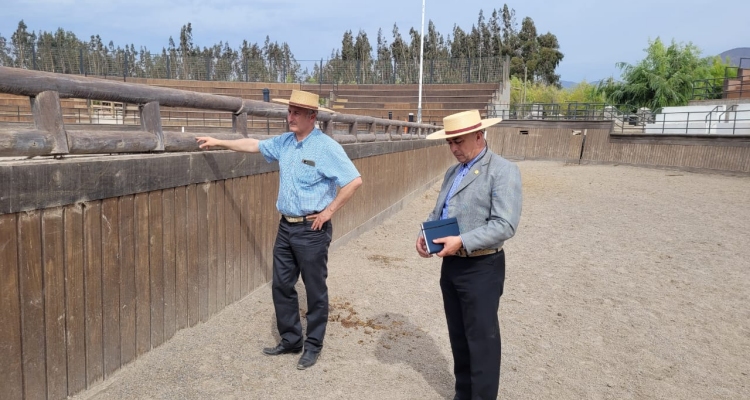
(416, 110, 522, 400)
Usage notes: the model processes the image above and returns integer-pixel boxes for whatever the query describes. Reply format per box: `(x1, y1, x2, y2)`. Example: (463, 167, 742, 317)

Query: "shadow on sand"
(373, 312, 454, 399)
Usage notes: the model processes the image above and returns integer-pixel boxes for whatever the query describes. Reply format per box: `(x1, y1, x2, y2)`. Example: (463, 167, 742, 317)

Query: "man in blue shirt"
(416, 110, 522, 400)
(196, 90, 362, 370)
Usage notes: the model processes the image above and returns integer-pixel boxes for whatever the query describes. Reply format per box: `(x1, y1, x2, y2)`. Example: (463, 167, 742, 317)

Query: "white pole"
(522, 64, 527, 105)
(417, 0, 426, 123)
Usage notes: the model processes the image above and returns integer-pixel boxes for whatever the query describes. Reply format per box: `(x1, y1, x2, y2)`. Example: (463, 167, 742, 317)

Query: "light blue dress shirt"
(258, 129, 361, 216)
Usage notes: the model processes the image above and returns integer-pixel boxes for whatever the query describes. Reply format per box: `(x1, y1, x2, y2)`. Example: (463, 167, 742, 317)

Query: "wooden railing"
(0, 67, 441, 157)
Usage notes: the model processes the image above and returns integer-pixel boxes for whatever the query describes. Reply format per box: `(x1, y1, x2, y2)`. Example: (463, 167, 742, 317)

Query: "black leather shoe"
(296, 350, 320, 370)
(262, 343, 303, 356)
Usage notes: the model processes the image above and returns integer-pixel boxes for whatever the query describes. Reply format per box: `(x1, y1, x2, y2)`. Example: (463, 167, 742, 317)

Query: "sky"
(2, 0, 750, 83)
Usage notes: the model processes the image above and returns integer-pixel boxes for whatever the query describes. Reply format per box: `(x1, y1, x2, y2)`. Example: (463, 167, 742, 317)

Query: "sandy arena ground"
(72, 160, 750, 400)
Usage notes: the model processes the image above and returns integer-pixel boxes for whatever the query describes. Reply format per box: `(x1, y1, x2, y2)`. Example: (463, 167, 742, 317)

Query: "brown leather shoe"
(262, 343, 303, 356)
(296, 350, 320, 370)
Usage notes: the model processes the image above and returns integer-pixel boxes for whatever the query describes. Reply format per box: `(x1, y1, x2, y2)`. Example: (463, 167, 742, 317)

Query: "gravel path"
(72, 161, 750, 400)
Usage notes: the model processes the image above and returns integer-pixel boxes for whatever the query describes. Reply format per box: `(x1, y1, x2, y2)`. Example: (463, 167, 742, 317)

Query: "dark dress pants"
(440, 250, 505, 400)
(272, 218, 332, 353)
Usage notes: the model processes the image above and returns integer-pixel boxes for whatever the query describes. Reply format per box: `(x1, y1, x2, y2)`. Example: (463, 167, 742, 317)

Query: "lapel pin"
(474, 170, 479, 174)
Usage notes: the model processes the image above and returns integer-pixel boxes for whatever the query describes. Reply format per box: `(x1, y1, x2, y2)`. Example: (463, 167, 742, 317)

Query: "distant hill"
(560, 80, 577, 89)
(718, 48, 750, 68)
(560, 80, 602, 89)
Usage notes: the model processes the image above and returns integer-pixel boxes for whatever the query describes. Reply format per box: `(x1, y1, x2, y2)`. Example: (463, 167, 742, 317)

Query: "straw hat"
(426, 110, 502, 140)
(272, 89, 333, 113)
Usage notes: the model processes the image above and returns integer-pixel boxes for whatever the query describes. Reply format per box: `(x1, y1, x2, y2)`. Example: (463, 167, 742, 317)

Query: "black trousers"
(271, 218, 332, 353)
(440, 250, 505, 400)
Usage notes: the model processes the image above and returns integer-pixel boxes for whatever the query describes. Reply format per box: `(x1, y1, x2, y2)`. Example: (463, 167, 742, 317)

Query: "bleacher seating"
(301, 83, 501, 125)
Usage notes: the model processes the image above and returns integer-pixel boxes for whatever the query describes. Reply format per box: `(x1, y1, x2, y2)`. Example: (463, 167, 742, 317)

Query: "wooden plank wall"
(332, 144, 450, 239)
(582, 130, 750, 173)
(0, 144, 452, 400)
(487, 125, 593, 163)
(486, 123, 750, 175)
(0, 177, 279, 400)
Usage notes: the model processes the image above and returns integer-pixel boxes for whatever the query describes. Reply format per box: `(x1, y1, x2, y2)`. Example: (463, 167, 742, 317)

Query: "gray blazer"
(427, 148, 523, 253)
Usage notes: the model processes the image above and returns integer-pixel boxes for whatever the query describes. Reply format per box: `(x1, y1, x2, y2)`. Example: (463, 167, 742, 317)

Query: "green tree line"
(0, 4, 563, 85)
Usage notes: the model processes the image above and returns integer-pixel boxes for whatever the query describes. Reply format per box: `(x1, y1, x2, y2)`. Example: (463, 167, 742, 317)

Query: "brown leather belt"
(282, 214, 317, 224)
(283, 215, 306, 223)
(454, 247, 502, 257)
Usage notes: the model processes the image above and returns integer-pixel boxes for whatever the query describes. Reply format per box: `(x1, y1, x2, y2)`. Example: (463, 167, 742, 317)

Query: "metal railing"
(496, 103, 649, 131)
(691, 77, 750, 100)
(691, 58, 750, 100)
(494, 102, 750, 135)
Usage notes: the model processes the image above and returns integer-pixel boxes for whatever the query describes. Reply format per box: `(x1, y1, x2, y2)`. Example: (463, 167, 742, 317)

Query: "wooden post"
(232, 112, 248, 137)
(353, 123, 361, 142)
(140, 101, 164, 151)
(30, 91, 69, 155)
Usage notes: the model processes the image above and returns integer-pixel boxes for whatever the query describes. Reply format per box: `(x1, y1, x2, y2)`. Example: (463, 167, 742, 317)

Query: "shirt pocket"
(298, 164, 322, 186)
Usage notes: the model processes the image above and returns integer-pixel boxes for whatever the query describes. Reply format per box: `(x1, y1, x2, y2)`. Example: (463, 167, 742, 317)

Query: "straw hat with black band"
(272, 89, 334, 113)
(426, 110, 502, 140)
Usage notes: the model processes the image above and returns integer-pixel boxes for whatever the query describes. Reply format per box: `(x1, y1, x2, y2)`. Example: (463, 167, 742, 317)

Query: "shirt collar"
(294, 128, 321, 146)
(463, 146, 487, 169)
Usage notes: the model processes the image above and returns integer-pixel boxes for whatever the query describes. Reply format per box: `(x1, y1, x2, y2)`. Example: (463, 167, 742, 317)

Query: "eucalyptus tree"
(375, 28, 393, 83)
(178, 23, 197, 79)
(535, 33, 563, 86)
(87, 34, 109, 76)
(354, 30, 373, 82)
(0, 33, 12, 66)
(166, 36, 179, 79)
(517, 16, 537, 80)
(338, 30, 356, 82)
(488, 9, 503, 58)
(11, 20, 35, 69)
(241, 40, 266, 82)
(500, 4, 519, 58)
(390, 24, 411, 83)
(424, 20, 448, 59)
(340, 30, 355, 61)
(138, 46, 158, 78)
(210, 41, 240, 81)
